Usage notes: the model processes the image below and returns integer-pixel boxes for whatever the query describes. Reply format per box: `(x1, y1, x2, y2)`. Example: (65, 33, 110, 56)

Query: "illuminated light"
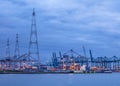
(32, 66, 37, 69)
(70, 65, 75, 70)
(74, 63, 77, 65)
(80, 65, 86, 71)
(63, 64, 66, 70)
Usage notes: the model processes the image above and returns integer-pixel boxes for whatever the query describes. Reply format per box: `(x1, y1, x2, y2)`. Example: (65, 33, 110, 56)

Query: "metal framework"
(14, 33, 20, 60)
(28, 9, 40, 62)
(51, 49, 120, 71)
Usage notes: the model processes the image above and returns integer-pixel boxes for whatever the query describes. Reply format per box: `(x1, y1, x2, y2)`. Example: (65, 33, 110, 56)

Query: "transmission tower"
(14, 33, 20, 60)
(5, 38, 10, 60)
(28, 9, 40, 62)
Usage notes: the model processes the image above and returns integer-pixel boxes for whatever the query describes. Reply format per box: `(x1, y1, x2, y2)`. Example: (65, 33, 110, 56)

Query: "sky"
(0, 0, 120, 62)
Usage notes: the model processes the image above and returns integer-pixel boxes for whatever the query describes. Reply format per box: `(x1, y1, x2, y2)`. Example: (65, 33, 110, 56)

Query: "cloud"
(0, 0, 120, 62)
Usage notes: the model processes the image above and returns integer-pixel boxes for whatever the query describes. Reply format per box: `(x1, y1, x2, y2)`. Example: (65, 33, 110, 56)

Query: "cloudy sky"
(0, 0, 120, 62)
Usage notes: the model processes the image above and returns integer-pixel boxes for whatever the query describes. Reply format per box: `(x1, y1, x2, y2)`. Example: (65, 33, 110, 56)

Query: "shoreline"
(0, 71, 113, 74)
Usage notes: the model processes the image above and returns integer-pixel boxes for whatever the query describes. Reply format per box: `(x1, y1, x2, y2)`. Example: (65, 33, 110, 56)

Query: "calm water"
(0, 73, 120, 86)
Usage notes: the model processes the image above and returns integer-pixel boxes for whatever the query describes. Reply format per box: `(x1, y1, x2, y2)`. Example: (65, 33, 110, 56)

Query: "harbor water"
(0, 73, 120, 86)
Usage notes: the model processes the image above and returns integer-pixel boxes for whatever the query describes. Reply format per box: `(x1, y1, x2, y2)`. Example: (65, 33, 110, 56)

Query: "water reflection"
(0, 73, 119, 86)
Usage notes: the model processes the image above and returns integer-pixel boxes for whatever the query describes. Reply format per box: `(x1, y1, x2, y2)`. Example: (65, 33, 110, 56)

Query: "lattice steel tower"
(14, 33, 20, 59)
(6, 38, 10, 60)
(28, 9, 40, 62)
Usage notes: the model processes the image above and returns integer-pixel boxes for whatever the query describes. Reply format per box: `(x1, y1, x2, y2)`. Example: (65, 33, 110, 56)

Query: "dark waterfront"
(0, 73, 120, 86)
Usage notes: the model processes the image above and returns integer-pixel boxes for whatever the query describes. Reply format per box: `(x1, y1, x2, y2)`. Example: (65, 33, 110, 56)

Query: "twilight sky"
(0, 0, 120, 62)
